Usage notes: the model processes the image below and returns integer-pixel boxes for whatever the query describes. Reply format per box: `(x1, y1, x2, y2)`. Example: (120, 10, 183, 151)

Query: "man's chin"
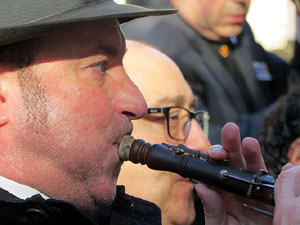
(88, 163, 122, 209)
(92, 184, 117, 208)
(220, 25, 244, 38)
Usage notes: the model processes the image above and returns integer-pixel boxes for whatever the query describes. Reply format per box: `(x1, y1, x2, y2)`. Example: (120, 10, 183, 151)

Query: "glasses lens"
(195, 111, 210, 137)
(168, 107, 190, 140)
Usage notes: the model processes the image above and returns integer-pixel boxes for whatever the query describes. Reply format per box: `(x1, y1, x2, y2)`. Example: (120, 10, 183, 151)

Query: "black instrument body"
(119, 136, 275, 206)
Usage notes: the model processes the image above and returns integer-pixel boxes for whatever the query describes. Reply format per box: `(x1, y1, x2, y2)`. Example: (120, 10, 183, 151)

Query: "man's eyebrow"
(88, 44, 124, 57)
(97, 44, 118, 56)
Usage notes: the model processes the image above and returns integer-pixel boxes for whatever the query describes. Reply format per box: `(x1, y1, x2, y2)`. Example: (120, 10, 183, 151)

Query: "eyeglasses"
(147, 106, 210, 141)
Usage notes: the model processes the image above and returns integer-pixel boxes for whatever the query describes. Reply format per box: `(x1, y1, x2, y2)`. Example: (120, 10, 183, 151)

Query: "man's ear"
(288, 138, 300, 166)
(0, 83, 9, 127)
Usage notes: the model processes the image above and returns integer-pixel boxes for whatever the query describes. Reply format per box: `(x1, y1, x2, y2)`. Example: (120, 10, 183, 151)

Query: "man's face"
(8, 20, 147, 211)
(185, 0, 250, 40)
(118, 41, 210, 225)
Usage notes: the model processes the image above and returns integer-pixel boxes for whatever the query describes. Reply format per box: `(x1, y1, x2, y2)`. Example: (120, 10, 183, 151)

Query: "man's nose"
(110, 67, 147, 120)
(184, 120, 211, 153)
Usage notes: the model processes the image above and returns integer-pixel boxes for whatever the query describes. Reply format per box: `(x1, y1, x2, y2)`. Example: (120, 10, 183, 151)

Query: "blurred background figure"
(125, 0, 297, 61)
(260, 86, 300, 177)
(118, 40, 211, 225)
(121, 0, 299, 144)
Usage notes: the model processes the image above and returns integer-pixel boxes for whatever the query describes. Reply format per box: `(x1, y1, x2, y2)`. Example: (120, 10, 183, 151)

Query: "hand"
(273, 163, 300, 225)
(195, 122, 273, 225)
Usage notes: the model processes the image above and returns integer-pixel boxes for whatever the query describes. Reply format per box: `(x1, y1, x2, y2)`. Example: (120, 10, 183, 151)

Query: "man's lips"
(114, 127, 133, 162)
(114, 122, 133, 146)
(229, 14, 246, 23)
(115, 130, 132, 146)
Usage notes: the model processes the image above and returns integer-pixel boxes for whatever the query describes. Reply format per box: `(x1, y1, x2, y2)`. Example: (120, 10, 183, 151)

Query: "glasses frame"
(147, 106, 210, 141)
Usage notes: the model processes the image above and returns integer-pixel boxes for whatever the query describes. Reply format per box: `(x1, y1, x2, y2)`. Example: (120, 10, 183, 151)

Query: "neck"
(0, 147, 100, 212)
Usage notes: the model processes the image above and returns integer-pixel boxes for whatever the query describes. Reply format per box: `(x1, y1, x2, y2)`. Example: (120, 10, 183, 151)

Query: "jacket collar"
(0, 176, 49, 200)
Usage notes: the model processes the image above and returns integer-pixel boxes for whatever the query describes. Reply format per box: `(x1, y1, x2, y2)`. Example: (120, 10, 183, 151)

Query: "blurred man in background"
(123, 0, 299, 144)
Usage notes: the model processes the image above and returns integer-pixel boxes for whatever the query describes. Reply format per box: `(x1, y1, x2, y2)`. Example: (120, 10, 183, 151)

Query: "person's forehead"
(149, 91, 195, 109)
(72, 20, 124, 53)
(37, 19, 124, 60)
(142, 72, 194, 108)
(57, 19, 121, 40)
(124, 42, 194, 108)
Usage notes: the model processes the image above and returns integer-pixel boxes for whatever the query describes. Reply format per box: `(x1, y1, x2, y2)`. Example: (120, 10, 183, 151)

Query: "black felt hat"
(0, 0, 176, 46)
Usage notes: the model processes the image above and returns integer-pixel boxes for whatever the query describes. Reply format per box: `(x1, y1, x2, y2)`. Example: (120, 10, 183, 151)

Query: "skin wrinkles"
(0, 19, 147, 212)
(118, 40, 210, 225)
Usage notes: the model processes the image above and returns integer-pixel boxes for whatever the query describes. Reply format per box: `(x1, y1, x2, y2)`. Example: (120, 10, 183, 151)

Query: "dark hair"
(0, 38, 41, 69)
(260, 87, 300, 176)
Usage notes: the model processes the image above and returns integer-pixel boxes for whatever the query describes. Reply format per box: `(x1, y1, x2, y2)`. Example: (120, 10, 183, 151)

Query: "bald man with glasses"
(118, 40, 211, 225)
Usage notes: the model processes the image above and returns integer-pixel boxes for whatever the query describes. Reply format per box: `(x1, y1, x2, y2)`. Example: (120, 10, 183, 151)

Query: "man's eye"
(145, 115, 165, 123)
(169, 112, 179, 121)
(92, 61, 108, 73)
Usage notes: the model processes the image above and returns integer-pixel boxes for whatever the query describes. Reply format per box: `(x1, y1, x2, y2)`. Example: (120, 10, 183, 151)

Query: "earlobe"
(0, 89, 8, 127)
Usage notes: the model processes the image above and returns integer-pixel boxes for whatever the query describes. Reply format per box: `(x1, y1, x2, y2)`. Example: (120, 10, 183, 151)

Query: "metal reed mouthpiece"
(119, 135, 134, 161)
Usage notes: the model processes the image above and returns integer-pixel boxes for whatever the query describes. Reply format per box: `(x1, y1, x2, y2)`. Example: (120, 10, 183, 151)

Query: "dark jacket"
(122, 14, 293, 144)
(0, 186, 161, 225)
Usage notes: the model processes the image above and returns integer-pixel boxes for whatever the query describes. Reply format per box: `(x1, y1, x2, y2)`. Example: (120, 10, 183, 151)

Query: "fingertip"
(242, 137, 260, 157)
(221, 123, 239, 137)
(223, 122, 238, 129)
(207, 145, 228, 160)
(242, 137, 266, 171)
(242, 137, 259, 145)
(221, 122, 241, 151)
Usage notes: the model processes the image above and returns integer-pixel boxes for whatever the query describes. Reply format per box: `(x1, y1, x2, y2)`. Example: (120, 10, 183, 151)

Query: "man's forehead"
(73, 19, 123, 49)
(45, 18, 120, 39)
(149, 96, 195, 109)
(38, 18, 124, 58)
(67, 18, 121, 35)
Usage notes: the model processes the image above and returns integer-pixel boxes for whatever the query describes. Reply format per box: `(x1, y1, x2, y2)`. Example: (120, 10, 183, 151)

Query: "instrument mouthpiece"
(119, 135, 135, 161)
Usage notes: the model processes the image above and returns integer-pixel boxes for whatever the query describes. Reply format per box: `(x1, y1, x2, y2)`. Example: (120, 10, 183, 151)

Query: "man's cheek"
(74, 91, 113, 125)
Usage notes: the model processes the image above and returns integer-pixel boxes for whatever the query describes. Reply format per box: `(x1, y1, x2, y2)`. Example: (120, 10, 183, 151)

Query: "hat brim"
(0, 1, 176, 46)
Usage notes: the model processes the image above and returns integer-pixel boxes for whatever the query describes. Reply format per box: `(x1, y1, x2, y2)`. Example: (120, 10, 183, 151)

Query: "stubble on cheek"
(18, 67, 50, 135)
